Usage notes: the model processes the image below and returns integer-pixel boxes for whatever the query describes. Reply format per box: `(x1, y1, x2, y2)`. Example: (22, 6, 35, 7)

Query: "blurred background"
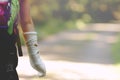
(17, 0, 120, 80)
(30, 0, 120, 39)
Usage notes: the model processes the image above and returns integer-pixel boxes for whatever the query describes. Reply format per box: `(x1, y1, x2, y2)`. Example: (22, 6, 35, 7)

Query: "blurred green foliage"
(112, 33, 120, 64)
(28, 0, 120, 40)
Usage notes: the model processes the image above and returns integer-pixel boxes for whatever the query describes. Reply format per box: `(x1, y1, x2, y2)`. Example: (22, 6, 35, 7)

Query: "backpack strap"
(13, 14, 23, 57)
(15, 25, 23, 57)
(16, 28, 23, 56)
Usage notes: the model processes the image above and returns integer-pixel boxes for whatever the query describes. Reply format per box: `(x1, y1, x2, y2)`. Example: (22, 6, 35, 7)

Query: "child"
(0, 0, 46, 80)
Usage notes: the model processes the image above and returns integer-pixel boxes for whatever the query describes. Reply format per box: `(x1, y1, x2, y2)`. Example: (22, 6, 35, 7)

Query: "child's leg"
(0, 30, 19, 80)
(0, 46, 19, 80)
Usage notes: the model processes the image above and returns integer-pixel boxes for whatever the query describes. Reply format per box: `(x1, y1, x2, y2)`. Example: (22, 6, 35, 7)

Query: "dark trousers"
(0, 29, 19, 80)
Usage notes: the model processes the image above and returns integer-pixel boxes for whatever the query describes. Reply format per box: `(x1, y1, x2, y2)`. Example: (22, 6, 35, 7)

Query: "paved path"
(17, 24, 120, 80)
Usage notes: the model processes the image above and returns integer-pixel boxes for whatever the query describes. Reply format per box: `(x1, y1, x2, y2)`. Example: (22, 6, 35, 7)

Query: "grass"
(35, 20, 76, 41)
(111, 33, 120, 74)
(112, 33, 120, 64)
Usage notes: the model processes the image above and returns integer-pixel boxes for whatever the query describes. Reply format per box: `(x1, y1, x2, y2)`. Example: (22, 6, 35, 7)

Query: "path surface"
(17, 24, 120, 80)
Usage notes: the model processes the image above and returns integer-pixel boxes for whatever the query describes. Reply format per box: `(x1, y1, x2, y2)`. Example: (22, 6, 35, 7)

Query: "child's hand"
(24, 32, 46, 77)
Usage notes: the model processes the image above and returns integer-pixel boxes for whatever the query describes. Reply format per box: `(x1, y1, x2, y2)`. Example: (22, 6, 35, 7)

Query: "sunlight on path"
(17, 57, 120, 80)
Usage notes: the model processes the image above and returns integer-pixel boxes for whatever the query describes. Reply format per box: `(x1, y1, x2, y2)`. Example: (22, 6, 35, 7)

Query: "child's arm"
(18, 0, 46, 76)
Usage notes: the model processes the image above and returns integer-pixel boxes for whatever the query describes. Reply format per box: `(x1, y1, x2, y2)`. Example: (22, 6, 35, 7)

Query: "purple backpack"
(0, 0, 23, 56)
(0, 0, 11, 28)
